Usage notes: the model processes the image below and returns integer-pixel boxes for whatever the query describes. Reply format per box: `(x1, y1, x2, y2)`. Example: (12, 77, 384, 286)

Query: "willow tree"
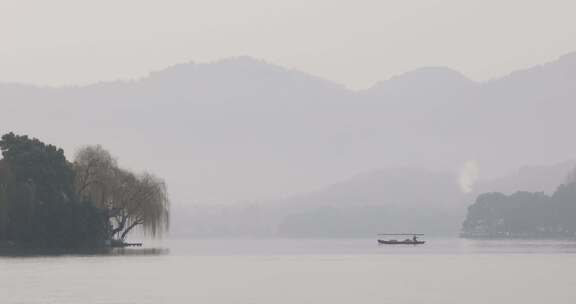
(74, 145, 169, 241)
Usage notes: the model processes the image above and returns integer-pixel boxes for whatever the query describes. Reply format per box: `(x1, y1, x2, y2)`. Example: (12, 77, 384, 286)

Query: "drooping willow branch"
(73, 145, 170, 241)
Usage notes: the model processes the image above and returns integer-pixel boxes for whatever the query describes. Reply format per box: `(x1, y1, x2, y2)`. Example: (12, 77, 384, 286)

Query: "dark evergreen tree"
(0, 133, 108, 248)
(462, 175, 576, 238)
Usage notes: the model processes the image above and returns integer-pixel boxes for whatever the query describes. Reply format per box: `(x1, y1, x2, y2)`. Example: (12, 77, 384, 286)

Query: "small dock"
(108, 240, 143, 248)
(122, 243, 143, 247)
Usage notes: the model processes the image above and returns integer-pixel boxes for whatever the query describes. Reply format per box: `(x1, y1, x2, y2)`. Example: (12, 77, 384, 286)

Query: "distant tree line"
(462, 171, 576, 238)
(0, 133, 169, 249)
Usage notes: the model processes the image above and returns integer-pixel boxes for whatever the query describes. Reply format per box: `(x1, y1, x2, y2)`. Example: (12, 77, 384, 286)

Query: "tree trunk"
(111, 214, 128, 239)
(120, 220, 142, 241)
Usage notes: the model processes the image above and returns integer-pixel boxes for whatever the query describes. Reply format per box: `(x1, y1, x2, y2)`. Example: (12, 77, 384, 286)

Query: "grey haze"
(2, 53, 576, 236)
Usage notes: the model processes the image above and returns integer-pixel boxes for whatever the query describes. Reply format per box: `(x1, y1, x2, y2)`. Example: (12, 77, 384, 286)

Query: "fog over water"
(3, 1, 576, 303)
(3, 239, 576, 304)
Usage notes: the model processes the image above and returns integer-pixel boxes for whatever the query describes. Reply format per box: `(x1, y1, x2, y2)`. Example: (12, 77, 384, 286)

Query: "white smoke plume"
(459, 160, 479, 193)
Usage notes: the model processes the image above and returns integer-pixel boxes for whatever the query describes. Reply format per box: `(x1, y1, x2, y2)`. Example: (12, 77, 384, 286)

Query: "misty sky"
(1, 0, 576, 89)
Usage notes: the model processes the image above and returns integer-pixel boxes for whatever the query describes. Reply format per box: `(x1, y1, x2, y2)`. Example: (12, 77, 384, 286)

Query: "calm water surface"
(2, 238, 576, 303)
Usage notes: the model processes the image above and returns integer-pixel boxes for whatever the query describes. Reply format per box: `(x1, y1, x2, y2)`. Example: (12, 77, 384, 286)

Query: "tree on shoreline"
(0, 133, 169, 248)
(0, 133, 109, 247)
(462, 169, 576, 238)
(74, 145, 169, 241)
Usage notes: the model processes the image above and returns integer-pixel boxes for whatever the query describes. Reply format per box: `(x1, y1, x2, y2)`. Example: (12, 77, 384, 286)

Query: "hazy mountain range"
(171, 160, 575, 237)
(2, 52, 576, 236)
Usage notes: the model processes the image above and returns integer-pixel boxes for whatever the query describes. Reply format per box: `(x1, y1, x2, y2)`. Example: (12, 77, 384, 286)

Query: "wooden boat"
(377, 233, 426, 245)
(378, 239, 426, 245)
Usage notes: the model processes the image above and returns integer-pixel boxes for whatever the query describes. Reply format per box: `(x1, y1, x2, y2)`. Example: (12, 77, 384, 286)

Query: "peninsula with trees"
(462, 171, 576, 239)
(0, 132, 169, 250)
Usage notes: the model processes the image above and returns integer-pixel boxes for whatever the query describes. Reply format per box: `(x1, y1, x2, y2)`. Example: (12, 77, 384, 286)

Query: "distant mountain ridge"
(365, 66, 476, 95)
(2, 52, 576, 237)
(6, 51, 576, 91)
(171, 161, 576, 237)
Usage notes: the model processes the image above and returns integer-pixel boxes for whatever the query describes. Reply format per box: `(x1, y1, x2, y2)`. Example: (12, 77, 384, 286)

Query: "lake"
(2, 238, 576, 303)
